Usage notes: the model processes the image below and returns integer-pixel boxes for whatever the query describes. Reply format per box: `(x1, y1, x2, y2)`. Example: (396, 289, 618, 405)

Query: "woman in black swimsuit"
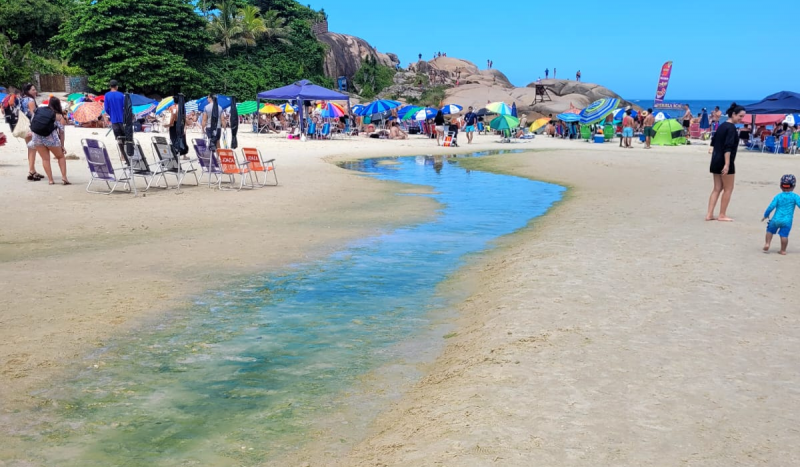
(706, 102, 745, 221)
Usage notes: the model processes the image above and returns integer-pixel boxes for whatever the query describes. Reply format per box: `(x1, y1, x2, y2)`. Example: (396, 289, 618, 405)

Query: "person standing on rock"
(464, 106, 478, 144)
(576, 70, 581, 81)
(554, 68, 557, 79)
(418, 53, 422, 61)
(545, 68, 549, 79)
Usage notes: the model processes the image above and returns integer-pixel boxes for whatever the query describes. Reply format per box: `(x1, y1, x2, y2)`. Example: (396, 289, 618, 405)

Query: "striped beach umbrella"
(359, 99, 401, 116)
(441, 104, 463, 115)
(133, 103, 155, 118)
(579, 98, 620, 125)
(351, 104, 365, 116)
(185, 100, 199, 113)
(529, 117, 550, 132)
(406, 107, 438, 121)
(67, 92, 84, 102)
(155, 96, 174, 115)
(486, 101, 513, 115)
(612, 108, 637, 121)
(654, 111, 670, 122)
(490, 114, 520, 130)
(236, 100, 258, 114)
(320, 102, 346, 118)
(278, 103, 296, 114)
(557, 113, 581, 122)
(783, 114, 800, 126)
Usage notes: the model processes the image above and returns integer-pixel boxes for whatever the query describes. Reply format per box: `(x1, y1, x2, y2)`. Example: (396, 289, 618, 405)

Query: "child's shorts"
(767, 220, 792, 237)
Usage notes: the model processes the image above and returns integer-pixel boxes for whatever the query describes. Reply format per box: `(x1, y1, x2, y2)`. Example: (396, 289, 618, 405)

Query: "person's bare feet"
(705, 216, 716, 221)
(763, 244, 770, 252)
(780, 251, 788, 255)
(717, 216, 734, 222)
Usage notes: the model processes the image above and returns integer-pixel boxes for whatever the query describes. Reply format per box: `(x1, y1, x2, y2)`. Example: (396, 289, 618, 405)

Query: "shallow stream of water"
(8, 151, 564, 466)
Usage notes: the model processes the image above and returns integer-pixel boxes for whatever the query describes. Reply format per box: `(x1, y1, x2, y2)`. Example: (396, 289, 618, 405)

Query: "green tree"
(353, 56, 395, 100)
(260, 9, 292, 45)
(238, 5, 267, 48)
(208, 0, 242, 55)
(55, 0, 210, 94)
(0, 0, 70, 52)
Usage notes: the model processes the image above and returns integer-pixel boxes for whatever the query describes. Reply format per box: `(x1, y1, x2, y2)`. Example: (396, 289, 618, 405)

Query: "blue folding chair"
(307, 122, 316, 139)
(763, 136, 777, 153)
(320, 123, 331, 139)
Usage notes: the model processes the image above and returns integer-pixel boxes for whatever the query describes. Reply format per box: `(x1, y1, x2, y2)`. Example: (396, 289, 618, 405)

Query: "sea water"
(6, 151, 564, 466)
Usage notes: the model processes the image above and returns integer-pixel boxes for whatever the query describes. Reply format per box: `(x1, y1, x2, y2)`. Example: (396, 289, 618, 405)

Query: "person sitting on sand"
(763, 174, 800, 255)
(389, 122, 408, 140)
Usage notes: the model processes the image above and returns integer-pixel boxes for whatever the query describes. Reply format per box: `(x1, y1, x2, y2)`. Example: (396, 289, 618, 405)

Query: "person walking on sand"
(622, 109, 634, 148)
(104, 79, 125, 156)
(706, 102, 745, 222)
(682, 104, 692, 135)
(434, 109, 445, 146)
(545, 68, 549, 79)
(28, 97, 70, 185)
(463, 106, 478, 144)
(201, 93, 224, 150)
(762, 174, 800, 255)
(20, 83, 44, 181)
(643, 109, 655, 149)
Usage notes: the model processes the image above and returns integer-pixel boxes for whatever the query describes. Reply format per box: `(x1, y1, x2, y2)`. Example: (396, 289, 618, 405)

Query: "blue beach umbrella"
(0, 92, 6, 103)
(441, 104, 463, 115)
(579, 98, 620, 125)
(133, 103, 155, 118)
(557, 113, 581, 122)
(351, 104, 365, 116)
(699, 109, 710, 129)
(612, 108, 638, 121)
(397, 105, 418, 119)
(359, 99, 402, 116)
(784, 114, 800, 126)
(654, 111, 671, 122)
(511, 102, 518, 118)
(195, 95, 232, 110)
(407, 107, 438, 121)
(185, 100, 199, 113)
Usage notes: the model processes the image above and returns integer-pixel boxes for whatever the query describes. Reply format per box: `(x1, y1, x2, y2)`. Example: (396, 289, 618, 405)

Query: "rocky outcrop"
(317, 32, 399, 83)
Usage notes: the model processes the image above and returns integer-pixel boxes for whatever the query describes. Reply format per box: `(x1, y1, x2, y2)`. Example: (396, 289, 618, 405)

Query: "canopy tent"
(742, 114, 785, 126)
(651, 119, 686, 146)
(257, 80, 349, 138)
(743, 91, 800, 114)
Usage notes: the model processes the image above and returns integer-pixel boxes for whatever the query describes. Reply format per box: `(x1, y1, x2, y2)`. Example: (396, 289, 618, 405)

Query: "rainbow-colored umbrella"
(579, 98, 620, 125)
(486, 101, 513, 115)
(155, 96, 174, 115)
(320, 102, 346, 118)
(67, 92, 84, 102)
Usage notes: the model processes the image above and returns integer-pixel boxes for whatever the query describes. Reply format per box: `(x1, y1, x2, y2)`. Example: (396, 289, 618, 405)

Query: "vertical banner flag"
(654, 61, 673, 105)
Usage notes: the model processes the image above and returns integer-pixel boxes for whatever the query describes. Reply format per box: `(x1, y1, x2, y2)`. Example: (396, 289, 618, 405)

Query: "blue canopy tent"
(743, 91, 800, 135)
(257, 80, 350, 138)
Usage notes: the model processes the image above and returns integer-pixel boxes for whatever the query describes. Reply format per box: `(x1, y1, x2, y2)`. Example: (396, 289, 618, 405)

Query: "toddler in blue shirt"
(763, 174, 800, 255)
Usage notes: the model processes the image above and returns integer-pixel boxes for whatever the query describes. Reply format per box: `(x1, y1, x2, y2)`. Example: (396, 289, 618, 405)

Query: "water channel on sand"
(5, 150, 564, 466)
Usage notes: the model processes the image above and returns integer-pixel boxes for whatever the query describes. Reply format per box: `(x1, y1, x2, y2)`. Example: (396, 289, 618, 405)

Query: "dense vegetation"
(352, 56, 395, 100)
(0, 0, 331, 100)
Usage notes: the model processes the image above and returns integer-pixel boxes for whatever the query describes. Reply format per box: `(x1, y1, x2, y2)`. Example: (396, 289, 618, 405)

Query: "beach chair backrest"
(321, 123, 330, 136)
(83, 139, 116, 181)
(152, 136, 179, 173)
(307, 123, 316, 135)
(241, 148, 265, 172)
(443, 132, 454, 147)
(129, 140, 151, 174)
(193, 138, 220, 173)
(217, 149, 240, 175)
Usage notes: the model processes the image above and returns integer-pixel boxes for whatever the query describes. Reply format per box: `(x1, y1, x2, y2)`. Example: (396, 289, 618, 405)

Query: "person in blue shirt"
(463, 106, 478, 144)
(763, 174, 800, 255)
(103, 80, 125, 138)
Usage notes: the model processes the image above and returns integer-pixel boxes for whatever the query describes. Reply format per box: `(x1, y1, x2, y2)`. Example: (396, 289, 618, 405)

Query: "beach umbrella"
(699, 109, 710, 130)
(475, 107, 494, 117)
(133, 103, 155, 119)
(359, 99, 401, 116)
(511, 102, 518, 118)
(557, 113, 581, 122)
(397, 105, 418, 119)
(174, 94, 188, 156)
(441, 104, 463, 114)
(70, 102, 85, 112)
(72, 101, 104, 123)
(195, 95, 231, 110)
(404, 107, 437, 121)
(529, 117, 550, 132)
(278, 103, 297, 114)
(230, 96, 239, 149)
(783, 114, 800, 126)
(486, 101, 513, 115)
(185, 100, 199, 113)
(579, 98, 619, 125)
(321, 102, 346, 118)
(350, 104, 365, 116)
(67, 92, 84, 102)
(260, 103, 283, 114)
(128, 93, 157, 107)
(612, 108, 638, 121)
(654, 111, 671, 122)
(155, 96, 174, 115)
(490, 114, 520, 131)
(95, 95, 105, 103)
(235, 101, 257, 114)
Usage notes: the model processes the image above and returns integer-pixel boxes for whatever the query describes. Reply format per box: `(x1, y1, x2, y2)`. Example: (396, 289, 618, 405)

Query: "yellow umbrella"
(529, 117, 550, 132)
(259, 103, 283, 114)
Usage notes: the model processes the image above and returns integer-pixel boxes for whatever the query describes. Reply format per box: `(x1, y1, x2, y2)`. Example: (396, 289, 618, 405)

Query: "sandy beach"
(3, 126, 800, 465)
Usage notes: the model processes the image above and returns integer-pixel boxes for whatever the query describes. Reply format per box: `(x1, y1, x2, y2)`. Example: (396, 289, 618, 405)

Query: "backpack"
(30, 107, 56, 137)
(2, 95, 18, 122)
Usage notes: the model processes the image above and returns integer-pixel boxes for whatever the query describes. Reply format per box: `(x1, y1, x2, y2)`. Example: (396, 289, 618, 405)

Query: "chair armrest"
(265, 158, 276, 163)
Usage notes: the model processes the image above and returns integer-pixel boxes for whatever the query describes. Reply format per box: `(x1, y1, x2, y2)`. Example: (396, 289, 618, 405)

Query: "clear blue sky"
(310, 0, 799, 100)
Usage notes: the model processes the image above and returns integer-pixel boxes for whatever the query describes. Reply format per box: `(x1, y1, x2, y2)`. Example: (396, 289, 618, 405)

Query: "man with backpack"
(2, 86, 20, 132)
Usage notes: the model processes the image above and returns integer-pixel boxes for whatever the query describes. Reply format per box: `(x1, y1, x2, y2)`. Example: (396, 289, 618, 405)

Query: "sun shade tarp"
(257, 80, 349, 101)
(744, 91, 800, 114)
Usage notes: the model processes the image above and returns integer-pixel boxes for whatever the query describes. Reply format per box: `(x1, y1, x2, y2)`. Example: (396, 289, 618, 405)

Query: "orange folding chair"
(216, 148, 253, 191)
(240, 148, 278, 187)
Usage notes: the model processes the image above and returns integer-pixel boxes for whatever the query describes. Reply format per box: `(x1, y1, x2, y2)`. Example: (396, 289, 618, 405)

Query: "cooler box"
(639, 134, 646, 142)
(593, 135, 604, 143)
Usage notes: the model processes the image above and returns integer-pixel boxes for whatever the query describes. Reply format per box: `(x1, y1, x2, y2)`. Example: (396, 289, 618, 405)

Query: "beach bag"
(30, 107, 56, 137)
(12, 111, 30, 139)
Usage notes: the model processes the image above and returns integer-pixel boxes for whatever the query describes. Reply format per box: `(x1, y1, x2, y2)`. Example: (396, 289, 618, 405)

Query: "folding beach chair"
(763, 136, 777, 154)
(442, 131, 455, 147)
(689, 123, 702, 139)
(82, 138, 133, 195)
(151, 136, 199, 190)
(603, 123, 614, 141)
(192, 138, 222, 187)
(306, 122, 316, 139)
(580, 125, 592, 141)
(216, 148, 253, 191)
(117, 138, 170, 191)
(240, 148, 278, 187)
(320, 122, 331, 139)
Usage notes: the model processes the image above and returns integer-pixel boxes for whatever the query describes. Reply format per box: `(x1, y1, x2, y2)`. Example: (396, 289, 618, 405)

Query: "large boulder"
(525, 79, 639, 110)
(317, 32, 399, 82)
